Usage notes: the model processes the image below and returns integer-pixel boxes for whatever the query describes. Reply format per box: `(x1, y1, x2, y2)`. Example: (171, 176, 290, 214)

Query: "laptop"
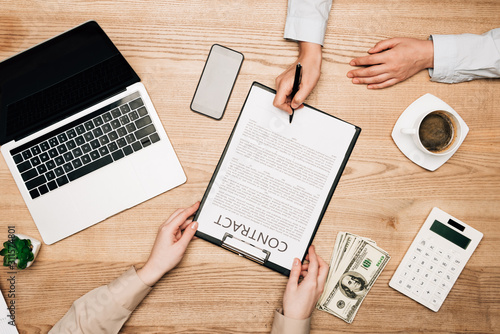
(0, 21, 187, 244)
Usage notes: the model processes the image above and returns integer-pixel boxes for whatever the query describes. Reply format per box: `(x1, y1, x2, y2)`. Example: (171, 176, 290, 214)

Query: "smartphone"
(191, 44, 244, 120)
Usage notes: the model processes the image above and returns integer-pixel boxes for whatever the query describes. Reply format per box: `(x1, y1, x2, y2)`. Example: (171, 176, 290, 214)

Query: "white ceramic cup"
(401, 109, 461, 156)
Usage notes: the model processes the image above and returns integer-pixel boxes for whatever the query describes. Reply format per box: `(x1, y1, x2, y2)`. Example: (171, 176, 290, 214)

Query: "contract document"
(194, 82, 360, 275)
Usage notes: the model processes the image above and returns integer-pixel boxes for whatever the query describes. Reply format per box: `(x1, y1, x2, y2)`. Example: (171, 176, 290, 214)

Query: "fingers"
(164, 202, 200, 232)
(274, 70, 294, 115)
(287, 258, 302, 289)
(290, 85, 308, 110)
(352, 73, 391, 85)
(164, 208, 184, 225)
(367, 78, 400, 89)
(368, 38, 399, 54)
(176, 221, 198, 250)
(347, 64, 388, 79)
(180, 219, 193, 231)
(274, 55, 321, 114)
(304, 245, 319, 280)
(273, 89, 294, 115)
(349, 53, 386, 67)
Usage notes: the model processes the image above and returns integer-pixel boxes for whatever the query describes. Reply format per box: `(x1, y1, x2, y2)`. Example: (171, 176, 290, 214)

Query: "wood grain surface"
(0, 0, 499, 333)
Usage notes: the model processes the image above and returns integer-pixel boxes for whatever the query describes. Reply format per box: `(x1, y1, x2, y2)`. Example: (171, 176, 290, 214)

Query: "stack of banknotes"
(317, 232, 390, 323)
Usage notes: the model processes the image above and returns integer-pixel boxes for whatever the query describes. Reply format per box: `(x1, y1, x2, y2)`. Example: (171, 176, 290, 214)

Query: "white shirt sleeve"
(284, 0, 333, 46)
(428, 28, 500, 83)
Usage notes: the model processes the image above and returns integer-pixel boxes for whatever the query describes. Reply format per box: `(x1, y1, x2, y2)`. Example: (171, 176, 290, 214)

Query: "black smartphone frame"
(190, 44, 244, 120)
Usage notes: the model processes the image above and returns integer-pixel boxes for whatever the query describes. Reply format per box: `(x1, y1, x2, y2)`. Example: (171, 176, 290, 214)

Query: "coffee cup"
(401, 110, 461, 156)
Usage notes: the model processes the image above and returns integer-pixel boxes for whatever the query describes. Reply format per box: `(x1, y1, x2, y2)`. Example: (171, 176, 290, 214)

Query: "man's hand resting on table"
(347, 37, 434, 89)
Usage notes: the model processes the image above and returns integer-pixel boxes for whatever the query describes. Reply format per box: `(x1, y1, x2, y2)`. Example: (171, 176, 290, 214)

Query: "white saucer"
(392, 93, 469, 171)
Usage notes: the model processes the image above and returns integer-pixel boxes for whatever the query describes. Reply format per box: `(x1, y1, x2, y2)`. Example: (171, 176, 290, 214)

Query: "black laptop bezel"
(0, 20, 140, 145)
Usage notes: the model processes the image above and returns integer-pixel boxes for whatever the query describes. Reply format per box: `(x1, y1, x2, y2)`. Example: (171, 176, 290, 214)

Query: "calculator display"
(430, 220, 471, 249)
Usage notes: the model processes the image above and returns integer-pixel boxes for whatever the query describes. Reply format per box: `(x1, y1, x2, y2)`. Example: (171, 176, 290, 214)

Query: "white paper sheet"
(196, 84, 357, 271)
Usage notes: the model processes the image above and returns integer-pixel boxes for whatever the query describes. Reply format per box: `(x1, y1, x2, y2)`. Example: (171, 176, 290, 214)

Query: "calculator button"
(431, 255, 440, 263)
(414, 266, 423, 275)
(419, 239, 427, 247)
(423, 251, 431, 259)
(430, 297, 439, 306)
(440, 261, 449, 269)
(436, 269, 445, 277)
(427, 263, 436, 272)
(417, 279, 426, 287)
(445, 253, 453, 261)
(429, 243, 437, 251)
(413, 286, 422, 296)
(422, 271, 432, 280)
(404, 283, 413, 291)
(454, 258, 462, 266)
(400, 269, 410, 278)
(449, 265, 458, 274)
(419, 259, 427, 267)
(422, 286, 435, 301)
(436, 248, 445, 256)
(405, 262, 414, 270)
(415, 246, 423, 254)
(395, 278, 405, 286)
(439, 281, 450, 291)
(434, 288, 446, 300)
(431, 275, 440, 285)
(409, 274, 418, 283)
(410, 254, 419, 262)
(443, 272, 454, 283)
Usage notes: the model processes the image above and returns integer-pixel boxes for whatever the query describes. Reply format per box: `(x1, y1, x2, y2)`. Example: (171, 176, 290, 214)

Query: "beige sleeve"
(49, 267, 152, 334)
(270, 308, 311, 334)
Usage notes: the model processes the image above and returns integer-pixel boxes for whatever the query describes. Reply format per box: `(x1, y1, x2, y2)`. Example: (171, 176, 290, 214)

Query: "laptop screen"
(0, 21, 139, 145)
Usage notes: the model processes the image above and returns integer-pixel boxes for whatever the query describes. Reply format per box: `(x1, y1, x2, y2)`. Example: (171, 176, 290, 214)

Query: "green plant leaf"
(14, 237, 24, 251)
(3, 255, 9, 267)
(28, 252, 34, 262)
(0, 248, 6, 256)
(17, 259, 27, 269)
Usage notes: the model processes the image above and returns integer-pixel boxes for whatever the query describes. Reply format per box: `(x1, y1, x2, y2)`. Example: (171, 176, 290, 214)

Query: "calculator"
(389, 207, 483, 312)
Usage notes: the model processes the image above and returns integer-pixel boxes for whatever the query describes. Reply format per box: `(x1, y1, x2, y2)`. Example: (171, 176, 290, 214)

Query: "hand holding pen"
(273, 41, 323, 117)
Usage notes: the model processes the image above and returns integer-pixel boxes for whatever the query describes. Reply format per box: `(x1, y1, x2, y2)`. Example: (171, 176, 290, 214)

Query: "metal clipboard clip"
(221, 233, 270, 265)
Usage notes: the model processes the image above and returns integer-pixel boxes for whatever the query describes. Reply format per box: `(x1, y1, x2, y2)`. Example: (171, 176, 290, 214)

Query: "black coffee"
(419, 112, 454, 152)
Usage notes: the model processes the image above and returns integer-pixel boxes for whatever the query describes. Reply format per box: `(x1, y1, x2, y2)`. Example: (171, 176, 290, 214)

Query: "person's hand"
(282, 245, 329, 320)
(347, 37, 434, 89)
(137, 202, 199, 286)
(274, 41, 322, 114)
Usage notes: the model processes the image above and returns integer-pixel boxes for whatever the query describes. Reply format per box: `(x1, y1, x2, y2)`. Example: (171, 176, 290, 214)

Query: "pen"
(289, 63, 302, 123)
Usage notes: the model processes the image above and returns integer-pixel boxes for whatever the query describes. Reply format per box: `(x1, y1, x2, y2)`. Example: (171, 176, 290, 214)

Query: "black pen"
(289, 63, 302, 123)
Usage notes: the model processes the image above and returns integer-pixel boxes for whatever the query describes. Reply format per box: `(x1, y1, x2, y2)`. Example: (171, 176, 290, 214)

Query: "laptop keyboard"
(10, 92, 160, 200)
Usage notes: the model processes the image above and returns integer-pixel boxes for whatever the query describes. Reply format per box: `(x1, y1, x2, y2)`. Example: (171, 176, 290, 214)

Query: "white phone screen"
(191, 44, 243, 119)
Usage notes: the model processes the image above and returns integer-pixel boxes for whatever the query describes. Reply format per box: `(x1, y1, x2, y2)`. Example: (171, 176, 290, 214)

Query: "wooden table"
(1, 1, 499, 333)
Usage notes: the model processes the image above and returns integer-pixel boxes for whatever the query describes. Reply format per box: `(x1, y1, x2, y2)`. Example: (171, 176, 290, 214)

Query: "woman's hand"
(137, 202, 199, 286)
(282, 245, 329, 320)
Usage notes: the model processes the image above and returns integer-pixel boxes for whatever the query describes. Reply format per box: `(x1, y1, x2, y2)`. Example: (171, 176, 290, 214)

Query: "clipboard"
(194, 82, 361, 276)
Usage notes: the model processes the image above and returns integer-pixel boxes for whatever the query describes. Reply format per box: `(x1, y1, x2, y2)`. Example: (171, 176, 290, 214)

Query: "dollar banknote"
(317, 232, 390, 323)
